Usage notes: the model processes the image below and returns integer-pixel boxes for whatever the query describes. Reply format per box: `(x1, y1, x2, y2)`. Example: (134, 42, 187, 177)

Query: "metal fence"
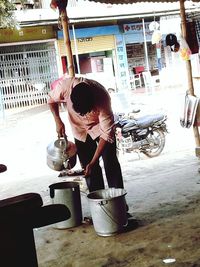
(0, 88, 4, 120)
(0, 42, 59, 110)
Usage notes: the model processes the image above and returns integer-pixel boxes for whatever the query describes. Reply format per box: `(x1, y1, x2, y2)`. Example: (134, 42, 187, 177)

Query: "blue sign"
(123, 22, 152, 44)
(115, 34, 130, 90)
(58, 25, 120, 39)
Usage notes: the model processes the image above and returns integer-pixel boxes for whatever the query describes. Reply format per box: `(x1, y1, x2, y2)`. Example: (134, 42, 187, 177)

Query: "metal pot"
(47, 135, 77, 171)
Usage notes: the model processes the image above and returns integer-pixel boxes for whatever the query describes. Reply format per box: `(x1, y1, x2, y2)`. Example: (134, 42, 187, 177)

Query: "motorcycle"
(114, 111, 168, 158)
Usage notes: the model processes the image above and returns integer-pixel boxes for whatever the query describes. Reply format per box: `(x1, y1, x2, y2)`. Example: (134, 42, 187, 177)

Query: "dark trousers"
(75, 135, 124, 192)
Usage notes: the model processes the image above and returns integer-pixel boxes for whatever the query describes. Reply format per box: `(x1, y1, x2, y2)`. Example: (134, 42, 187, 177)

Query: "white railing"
(0, 43, 58, 110)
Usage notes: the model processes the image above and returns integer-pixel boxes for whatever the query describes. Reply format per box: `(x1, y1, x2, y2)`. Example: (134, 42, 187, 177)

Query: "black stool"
(0, 164, 7, 173)
(0, 192, 70, 267)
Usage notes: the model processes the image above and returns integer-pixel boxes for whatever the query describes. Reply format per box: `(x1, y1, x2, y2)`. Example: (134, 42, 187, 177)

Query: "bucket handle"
(98, 201, 128, 227)
(50, 187, 54, 198)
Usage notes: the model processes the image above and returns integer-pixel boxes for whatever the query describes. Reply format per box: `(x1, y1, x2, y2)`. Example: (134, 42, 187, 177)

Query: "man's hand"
(56, 119, 65, 137)
(84, 162, 94, 177)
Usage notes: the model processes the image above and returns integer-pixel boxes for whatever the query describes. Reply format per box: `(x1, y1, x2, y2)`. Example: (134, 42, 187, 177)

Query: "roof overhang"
(15, 1, 200, 27)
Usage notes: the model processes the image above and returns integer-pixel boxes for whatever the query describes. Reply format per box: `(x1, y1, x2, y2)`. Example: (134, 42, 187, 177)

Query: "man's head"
(165, 33, 180, 52)
(71, 82, 95, 116)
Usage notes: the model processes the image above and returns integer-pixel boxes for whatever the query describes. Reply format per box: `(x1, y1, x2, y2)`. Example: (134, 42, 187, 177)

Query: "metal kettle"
(47, 135, 77, 171)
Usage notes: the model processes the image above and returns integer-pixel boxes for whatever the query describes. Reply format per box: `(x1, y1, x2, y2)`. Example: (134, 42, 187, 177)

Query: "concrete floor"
(1, 87, 200, 266)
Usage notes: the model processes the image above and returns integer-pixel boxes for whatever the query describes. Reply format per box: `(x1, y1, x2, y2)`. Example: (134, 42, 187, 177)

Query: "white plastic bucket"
(87, 188, 128, 236)
(49, 182, 82, 229)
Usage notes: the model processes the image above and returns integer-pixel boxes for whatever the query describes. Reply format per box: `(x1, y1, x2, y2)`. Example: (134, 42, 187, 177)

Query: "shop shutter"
(0, 42, 58, 109)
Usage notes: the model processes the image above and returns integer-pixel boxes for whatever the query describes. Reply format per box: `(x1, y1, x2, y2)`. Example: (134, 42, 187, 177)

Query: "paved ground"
(1, 87, 200, 266)
(0, 86, 196, 200)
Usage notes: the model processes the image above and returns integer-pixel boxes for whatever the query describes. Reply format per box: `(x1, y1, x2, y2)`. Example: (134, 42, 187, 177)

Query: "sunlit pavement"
(0, 86, 198, 211)
(1, 86, 200, 267)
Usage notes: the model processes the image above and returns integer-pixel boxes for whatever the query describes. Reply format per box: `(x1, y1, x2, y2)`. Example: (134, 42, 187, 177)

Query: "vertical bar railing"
(0, 44, 59, 110)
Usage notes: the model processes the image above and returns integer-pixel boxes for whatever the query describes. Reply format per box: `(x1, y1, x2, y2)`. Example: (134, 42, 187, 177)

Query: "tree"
(0, 0, 16, 28)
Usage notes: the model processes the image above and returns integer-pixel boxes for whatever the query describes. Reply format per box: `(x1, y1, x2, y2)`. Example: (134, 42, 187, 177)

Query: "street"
(0, 87, 200, 267)
(0, 86, 197, 205)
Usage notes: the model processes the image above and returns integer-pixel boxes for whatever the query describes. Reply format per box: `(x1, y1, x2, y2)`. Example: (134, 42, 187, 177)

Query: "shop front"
(0, 25, 59, 110)
(57, 25, 130, 91)
(123, 21, 166, 89)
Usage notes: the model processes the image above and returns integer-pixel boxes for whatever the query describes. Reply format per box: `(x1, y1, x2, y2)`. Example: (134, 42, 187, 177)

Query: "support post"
(72, 24, 80, 74)
(50, 0, 75, 77)
(179, 0, 200, 150)
(60, 10, 75, 77)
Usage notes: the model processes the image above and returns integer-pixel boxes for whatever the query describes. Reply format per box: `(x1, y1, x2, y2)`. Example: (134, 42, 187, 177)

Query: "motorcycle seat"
(136, 114, 165, 128)
(122, 114, 165, 131)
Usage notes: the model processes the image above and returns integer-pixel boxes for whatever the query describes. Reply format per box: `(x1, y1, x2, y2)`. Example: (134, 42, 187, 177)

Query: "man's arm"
(84, 137, 107, 177)
(85, 104, 114, 177)
(48, 102, 65, 137)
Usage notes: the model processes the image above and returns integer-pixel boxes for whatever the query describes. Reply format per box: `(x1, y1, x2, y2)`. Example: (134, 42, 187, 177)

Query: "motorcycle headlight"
(122, 131, 130, 138)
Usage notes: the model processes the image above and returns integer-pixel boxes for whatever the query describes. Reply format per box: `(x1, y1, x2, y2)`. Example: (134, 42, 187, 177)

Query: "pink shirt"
(48, 76, 115, 143)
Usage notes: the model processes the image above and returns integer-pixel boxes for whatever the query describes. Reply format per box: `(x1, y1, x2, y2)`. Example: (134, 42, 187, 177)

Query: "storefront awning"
(87, 0, 199, 3)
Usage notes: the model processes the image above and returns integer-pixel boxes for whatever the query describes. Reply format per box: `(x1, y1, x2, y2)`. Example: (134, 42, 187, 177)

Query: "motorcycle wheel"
(142, 128, 165, 158)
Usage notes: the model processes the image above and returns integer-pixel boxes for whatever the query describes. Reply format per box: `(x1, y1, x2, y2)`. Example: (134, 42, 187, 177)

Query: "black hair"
(165, 34, 177, 47)
(165, 33, 180, 52)
(70, 82, 95, 116)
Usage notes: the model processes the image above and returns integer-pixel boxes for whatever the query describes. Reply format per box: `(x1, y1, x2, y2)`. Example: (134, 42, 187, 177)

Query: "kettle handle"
(63, 134, 68, 146)
(58, 134, 68, 148)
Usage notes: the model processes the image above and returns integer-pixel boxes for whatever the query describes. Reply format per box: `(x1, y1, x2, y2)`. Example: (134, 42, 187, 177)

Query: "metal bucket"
(49, 182, 82, 229)
(87, 188, 128, 236)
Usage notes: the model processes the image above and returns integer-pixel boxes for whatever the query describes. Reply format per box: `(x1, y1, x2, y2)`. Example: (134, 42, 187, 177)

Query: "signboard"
(0, 26, 55, 44)
(123, 22, 150, 33)
(123, 22, 152, 44)
(115, 34, 130, 90)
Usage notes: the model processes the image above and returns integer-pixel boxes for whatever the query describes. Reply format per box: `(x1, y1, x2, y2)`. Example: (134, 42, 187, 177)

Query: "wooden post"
(60, 10, 75, 77)
(50, 0, 75, 77)
(179, 0, 200, 149)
